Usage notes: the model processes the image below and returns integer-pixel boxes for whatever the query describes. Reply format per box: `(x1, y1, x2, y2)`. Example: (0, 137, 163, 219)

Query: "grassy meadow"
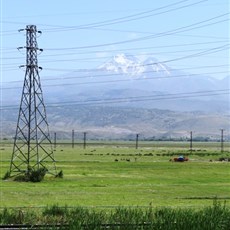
(0, 141, 230, 208)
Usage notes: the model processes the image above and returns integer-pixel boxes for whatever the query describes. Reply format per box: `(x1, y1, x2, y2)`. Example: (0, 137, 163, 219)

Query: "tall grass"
(0, 200, 229, 229)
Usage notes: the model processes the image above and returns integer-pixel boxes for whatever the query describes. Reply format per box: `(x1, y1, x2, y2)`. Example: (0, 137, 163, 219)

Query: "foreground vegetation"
(0, 201, 229, 229)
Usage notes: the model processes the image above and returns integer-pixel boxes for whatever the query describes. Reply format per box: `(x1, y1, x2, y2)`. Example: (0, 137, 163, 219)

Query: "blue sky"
(0, 0, 229, 82)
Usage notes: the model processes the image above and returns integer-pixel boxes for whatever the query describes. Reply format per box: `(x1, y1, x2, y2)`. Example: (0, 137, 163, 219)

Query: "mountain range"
(1, 54, 229, 139)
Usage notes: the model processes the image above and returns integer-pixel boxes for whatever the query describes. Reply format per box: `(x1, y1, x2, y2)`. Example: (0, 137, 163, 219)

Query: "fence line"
(1, 139, 230, 153)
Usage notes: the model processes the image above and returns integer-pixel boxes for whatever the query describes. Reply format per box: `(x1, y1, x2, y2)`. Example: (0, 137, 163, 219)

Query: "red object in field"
(173, 156, 188, 162)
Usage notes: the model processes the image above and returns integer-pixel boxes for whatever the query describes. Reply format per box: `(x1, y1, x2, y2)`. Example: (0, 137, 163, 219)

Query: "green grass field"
(1, 141, 230, 208)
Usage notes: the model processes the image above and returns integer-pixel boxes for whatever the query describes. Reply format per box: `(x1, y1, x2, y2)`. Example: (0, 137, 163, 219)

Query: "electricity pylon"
(9, 25, 57, 177)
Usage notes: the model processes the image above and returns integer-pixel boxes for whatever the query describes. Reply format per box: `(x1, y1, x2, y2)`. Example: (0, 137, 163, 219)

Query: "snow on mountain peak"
(143, 57, 171, 76)
(113, 53, 138, 65)
(98, 53, 171, 76)
(98, 53, 144, 75)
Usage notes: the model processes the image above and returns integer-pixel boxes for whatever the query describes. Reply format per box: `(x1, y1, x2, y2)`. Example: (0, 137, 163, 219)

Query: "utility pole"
(220, 129, 224, 153)
(83, 132, 87, 149)
(135, 134, 139, 149)
(9, 25, 57, 177)
(190, 131, 193, 154)
(72, 130, 75, 148)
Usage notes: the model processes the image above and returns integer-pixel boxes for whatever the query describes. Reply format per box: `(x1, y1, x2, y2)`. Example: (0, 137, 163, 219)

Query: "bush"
(27, 167, 47, 182)
(13, 167, 47, 182)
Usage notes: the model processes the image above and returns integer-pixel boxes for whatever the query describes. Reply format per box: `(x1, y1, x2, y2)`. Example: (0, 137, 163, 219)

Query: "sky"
(0, 0, 229, 83)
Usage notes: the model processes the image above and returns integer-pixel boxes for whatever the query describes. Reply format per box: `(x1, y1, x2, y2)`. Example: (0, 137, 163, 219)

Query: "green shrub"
(0, 208, 36, 225)
(43, 204, 68, 216)
(28, 167, 47, 182)
(0, 201, 230, 229)
(13, 167, 47, 182)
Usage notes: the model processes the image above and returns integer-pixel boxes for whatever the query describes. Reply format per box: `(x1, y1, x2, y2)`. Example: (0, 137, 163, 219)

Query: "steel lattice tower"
(9, 25, 57, 177)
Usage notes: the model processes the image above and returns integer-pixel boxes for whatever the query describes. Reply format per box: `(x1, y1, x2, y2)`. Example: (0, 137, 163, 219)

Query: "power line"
(40, 0, 206, 33)
(1, 63, 228, 84)
(29, 45, 230, 63)
(0, 0, 200, 35)
(36, 40, 230, 56)
(1, 47, 218, 61)
(38, 71, 230, 88)
(44, 13, 229, 51)
(1, 70, 229, 90)
(42, 66, 230, 82)
(3, 46, 226, 61)
(1, 40, 227, 53)
(2, 43, 229, 72)
(48, 89, 230, 106)
(1, 89, 229, 110)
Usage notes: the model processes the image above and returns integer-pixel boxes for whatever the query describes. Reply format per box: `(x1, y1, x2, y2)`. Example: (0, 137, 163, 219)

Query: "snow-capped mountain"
(1, 53, 229, 113)
(94, 53, 228, 112)
(98, 53, 171, 76)
(1, 53, 229, 139)
(97, 53, 222, 93)
(143, 57, 171, 76)
(98, 53, 143, 75)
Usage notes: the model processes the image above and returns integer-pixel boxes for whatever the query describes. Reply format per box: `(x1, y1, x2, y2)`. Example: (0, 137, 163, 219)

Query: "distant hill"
(2, 105, 229, 140)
